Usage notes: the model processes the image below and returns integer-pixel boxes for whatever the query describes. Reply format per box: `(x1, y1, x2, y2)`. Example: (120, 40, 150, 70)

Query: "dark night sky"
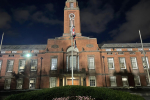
(0, 0, 150, 45)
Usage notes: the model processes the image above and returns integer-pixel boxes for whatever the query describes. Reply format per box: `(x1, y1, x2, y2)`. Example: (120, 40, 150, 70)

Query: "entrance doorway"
(67, 79, 79, 85)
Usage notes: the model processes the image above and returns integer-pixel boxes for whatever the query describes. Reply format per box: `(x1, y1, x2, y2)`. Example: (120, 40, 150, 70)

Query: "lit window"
(29, 78, 36, 89)
(142, 57, 149, 69)
(33, 50, 39, 53)
(122, 77, 128, 86)
(138, 48, 143, 51)
(70, 2, 74, 8)
(134, 76, 141, 86)
(16, 78, 23, 89)
(0, 60, 2, 72)
(116, 49, 122, 51)
(1, 51, 5, 53)
(4, 79, 11, 89)
(18, 60, 26, 72)
(127, 48, 132, 51)
(131, 57, 138, 69)
(7, 60, 14, 72)
(51, 58, 57, 70)
(119, 58, 126, 69)
(89, 76, 96, 87)
(70, 56, 76, 70)
(106, 49, 111, 51)
(50, 77, 56, 88)
(108, 58, 114, 69)
(110, 76, 117, 86)
(88, 57, 94, 69)
(12, 51, 17, 53)
(31, 60, 37, 71)
(23, 50, 28, 53)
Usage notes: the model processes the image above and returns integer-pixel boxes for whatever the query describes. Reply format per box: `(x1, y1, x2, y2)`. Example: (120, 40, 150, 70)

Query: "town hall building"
(0, 0, 150, 90)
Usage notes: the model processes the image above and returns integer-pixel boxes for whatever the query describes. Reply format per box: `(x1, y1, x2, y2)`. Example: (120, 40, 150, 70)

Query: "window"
(89, 76, 96, 87)
(9, 54, 14, 57)
(107, 52, 112, 55)
(1, 51, 5, 53)
(131, 57, 138, 69)
(118, 51, 123, 54)
(116, 49, 122, 51)
(88, 57, 94, 69)
(122, 77, 128, 86)
(110, 76, 117, 86)
(4, 79, 11, 89)
(142, 57, 149, 69)
(70, 56, 76, 70)
(51, 58, 57, 70)
(29, 78, 36, 89)
(134, 76, 141, 86)
(127, 48, 132, 51)
(31, 60, 37, 71)
(12, 51, 17, 53)
(146, 76, 150, 85)
(34, 50, 39, 53)
(23, 50, 28, 53)
(18, 60, 26, 72)
(16, 78, 23, 89)
(50, 77, 56, 88)
(7, 60, 14, 72)
(119, 58, 126, 69)
(107, 58, 114, 69)
(70, 2, 74, 8)
(130, 51, 135, 54)
(0, 60, 2, 72)
(138, 48, 143, 51)
(106, 49, 111, 51)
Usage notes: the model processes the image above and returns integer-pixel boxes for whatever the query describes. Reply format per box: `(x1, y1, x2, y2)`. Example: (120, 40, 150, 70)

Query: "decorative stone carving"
(51, 45, 59, 48)
(86, 44, 93, 48)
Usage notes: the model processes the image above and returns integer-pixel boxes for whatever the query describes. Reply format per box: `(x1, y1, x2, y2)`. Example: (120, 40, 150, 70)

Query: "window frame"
(12, 51, 17, 53)
(110, 76, 117, 87)
(89, 76, 96, 87)
(31, 59, 37, 71)
(29, 78, 36, 89)
(88, 56, 95, 69)
(7, 60, 14, 72)
(107, 58, 115, 69)
(127, 48, 132, 51)
(16, 78, 23, 89)
(50, 77, 57, 88)
(134, 76, 141, 86)
(116, 49, 122, 51)
(70, 2, 74, 8)
(142, 57, 149, 69)
(119, 57, 126, 69)
(18, 59, 26, 72)
(122, 76, 128, 87)
(4, 79, 11, 89)
(106, 49, 111, 51)
(51, 57, 58, 70)
(130, 57, 138, 69)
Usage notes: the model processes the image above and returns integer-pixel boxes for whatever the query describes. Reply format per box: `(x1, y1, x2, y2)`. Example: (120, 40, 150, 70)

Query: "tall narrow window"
(18, 60, 26, 72)
(16, 78, 23, 89)
(50, 77, 56, 88)
(29, 78, 36, 89)
(134, 76, 141, 86)
(51, 58, 57, 70)
(88, 57, 94, 69)
(31, 60, 37, 71)
(119, 58, 126, 69)
(70, 56, 76, 70)
(108, 58, 114, 69)
(7, 60, 14, 72)
(89, 76, 96, 87)
(70, 2, 74, 8)
(122, 77, 128, 86)
(110, 76, 117, 86)
(0, 60, 2, 72)
(131, 57, 138, 69)
(142, 57, 149, 69)
(4, 79, 11, 89)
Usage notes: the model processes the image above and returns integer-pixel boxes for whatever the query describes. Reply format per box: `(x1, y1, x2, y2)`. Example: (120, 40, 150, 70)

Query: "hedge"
(4, 85, 144, 100)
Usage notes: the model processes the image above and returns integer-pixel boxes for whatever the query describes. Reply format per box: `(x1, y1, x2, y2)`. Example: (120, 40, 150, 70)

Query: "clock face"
(69, 13, 75, 19)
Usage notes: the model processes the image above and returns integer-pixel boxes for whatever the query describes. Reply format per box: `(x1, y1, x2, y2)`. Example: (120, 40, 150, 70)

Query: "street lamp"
(39, 57, 43, 89)
(139, 30, 150, 85)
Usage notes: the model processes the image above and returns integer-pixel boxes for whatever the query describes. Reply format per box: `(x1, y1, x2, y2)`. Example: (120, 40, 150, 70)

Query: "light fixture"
(25, 53, 31, 57)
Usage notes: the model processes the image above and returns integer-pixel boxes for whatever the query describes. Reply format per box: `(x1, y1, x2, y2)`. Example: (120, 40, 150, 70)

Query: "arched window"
(66, 47, 79, 71)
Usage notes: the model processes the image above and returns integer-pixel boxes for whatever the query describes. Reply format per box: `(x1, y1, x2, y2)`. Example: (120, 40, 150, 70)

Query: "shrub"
(4, 85, 144, 100)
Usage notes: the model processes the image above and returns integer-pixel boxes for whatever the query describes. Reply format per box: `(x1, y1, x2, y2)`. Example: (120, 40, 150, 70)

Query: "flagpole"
(0, 32, 4, 53)
(139, 30, 150, 85)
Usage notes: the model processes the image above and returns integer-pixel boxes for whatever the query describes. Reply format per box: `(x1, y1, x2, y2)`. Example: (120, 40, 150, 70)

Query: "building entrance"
(67, 79, 79, 85)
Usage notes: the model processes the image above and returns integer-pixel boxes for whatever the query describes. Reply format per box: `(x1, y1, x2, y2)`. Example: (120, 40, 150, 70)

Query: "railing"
(59, 68, 86, 74)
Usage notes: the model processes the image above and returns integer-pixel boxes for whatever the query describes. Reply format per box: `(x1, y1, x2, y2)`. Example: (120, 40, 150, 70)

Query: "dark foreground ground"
(0, 87, 150, 100)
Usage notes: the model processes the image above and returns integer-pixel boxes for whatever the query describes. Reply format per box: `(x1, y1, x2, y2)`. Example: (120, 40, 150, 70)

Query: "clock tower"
(63, 0, 81, 36)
